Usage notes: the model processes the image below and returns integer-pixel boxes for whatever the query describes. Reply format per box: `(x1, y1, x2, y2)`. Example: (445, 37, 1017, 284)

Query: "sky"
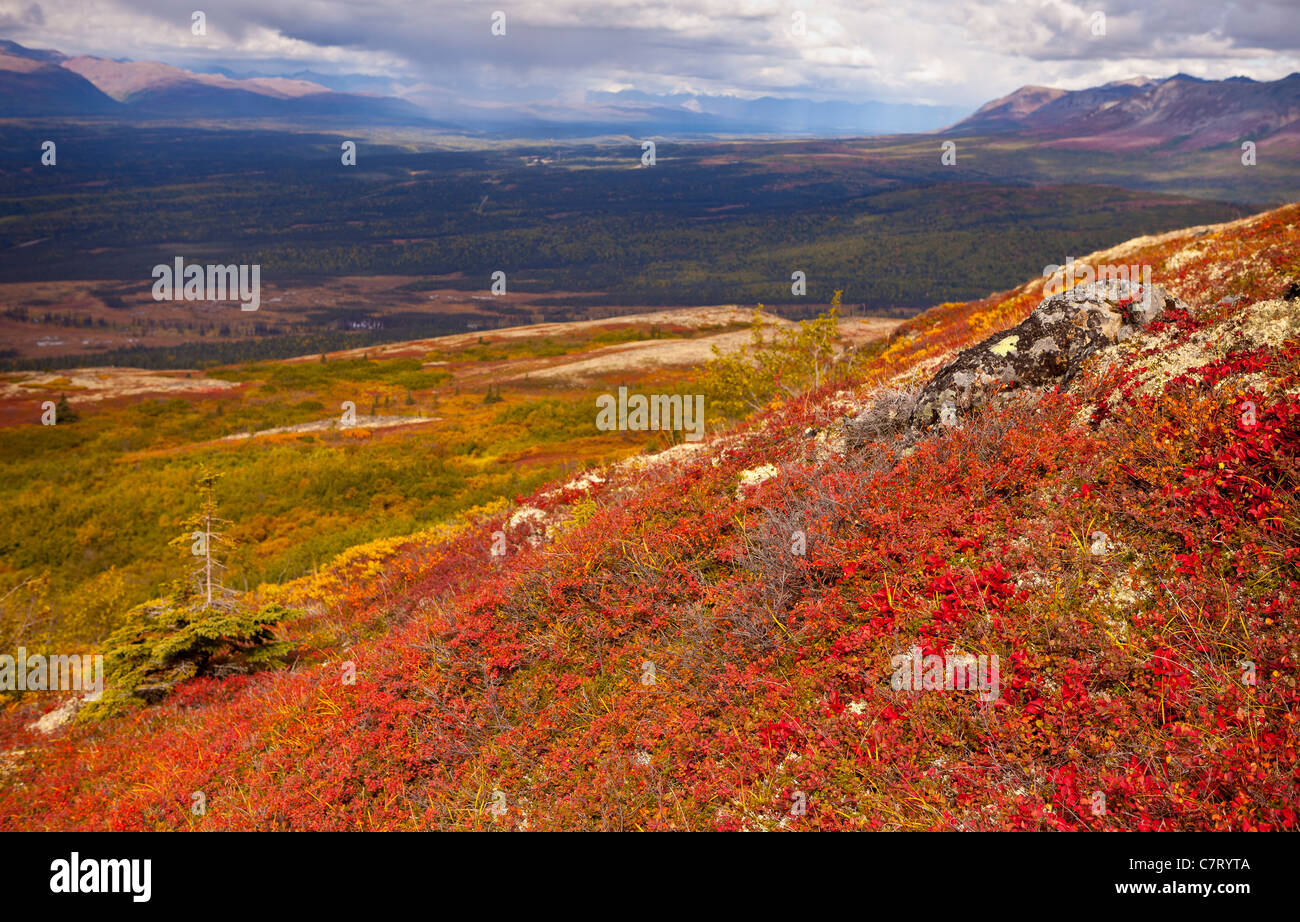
(2, 0, 1299, 113)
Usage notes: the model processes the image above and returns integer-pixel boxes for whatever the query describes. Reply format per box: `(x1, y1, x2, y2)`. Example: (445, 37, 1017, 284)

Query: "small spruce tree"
(55, 393, 78, 424)
(83, 468, 293, 719)
(169, 468, 236, 611)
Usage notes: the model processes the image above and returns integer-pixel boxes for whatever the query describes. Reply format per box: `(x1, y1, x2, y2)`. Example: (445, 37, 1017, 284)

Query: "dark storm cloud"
(1, 0, 1297, 109)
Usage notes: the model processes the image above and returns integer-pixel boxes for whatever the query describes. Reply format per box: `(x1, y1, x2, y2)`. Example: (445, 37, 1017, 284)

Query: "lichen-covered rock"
(26, 696, 82, 735)
(735, 463, 780, 498)
(908, 280, 1183, 428)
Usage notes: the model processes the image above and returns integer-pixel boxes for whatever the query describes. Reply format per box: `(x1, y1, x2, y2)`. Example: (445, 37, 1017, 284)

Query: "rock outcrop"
(25, 695, 86, 734)
(906, 280, 1183, 428)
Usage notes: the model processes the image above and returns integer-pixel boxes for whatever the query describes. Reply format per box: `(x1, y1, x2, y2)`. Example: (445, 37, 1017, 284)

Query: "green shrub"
(82, 598, 294, 720)
(701, 306, 842, 417)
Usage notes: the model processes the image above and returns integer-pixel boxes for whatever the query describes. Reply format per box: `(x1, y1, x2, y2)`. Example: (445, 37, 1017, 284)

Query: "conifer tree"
(169, 468, 235, 611)
(55, 393, 77, 423)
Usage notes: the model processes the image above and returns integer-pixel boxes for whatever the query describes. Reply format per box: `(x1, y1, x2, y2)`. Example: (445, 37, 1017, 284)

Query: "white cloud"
(2, 0, 1297, 109)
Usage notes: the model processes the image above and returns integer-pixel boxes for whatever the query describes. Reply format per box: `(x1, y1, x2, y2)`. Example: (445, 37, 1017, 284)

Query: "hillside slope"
(2, 204, 1298, 831)
(0, 44, 121, 116)
(953, 73, 1300, 152)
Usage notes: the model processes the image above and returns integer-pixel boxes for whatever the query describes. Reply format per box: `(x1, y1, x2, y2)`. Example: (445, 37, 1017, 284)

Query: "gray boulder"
(907, 279, 1181, 428)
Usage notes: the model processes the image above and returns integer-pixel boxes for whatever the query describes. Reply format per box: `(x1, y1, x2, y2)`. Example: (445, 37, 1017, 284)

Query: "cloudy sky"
(3, 0, 1299, 111)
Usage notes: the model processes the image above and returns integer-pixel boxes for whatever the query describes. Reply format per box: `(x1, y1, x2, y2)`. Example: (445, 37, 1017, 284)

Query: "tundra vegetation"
(0, 320, 761, 650)
(0, 202, 1297, 831)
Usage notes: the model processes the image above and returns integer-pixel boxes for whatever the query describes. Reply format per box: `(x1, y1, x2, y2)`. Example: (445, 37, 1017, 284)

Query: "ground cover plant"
(0, 317, 757, 649)
(0, 203, 1296, 831)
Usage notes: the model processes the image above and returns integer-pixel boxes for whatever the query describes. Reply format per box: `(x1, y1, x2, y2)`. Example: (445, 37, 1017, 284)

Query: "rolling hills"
(0, 306, 829, 647)
(1, 201, 1295, 831)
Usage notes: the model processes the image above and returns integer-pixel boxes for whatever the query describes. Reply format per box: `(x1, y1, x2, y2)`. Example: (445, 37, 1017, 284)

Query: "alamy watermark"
(595, 387, 704, 442)
(152, 257, 261, 311)
(1042, 258, 1154, 306)
(50, 853, 150, 902)
(0, 648, 103, 695)
(890, 646, 1000, 703)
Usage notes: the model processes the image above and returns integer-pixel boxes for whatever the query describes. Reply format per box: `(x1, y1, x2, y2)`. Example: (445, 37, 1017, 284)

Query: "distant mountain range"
(575, 90, 970, 136)
(0, 39, 429, 123)
(4, 37, 1300, 146)
(0, 38, 969, 135)
(950, 73, 1300, 151)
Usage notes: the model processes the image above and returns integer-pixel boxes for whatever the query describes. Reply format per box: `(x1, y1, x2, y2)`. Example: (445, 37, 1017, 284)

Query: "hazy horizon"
(3, 0, 1298, 127)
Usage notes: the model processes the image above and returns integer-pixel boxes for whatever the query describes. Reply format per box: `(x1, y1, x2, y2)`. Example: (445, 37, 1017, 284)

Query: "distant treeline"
(0, 312, 489, 371)
(0, 124, 1252, 313)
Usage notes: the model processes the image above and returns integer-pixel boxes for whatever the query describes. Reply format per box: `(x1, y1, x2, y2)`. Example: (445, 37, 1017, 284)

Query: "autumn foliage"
(1, 204, 1298, 831)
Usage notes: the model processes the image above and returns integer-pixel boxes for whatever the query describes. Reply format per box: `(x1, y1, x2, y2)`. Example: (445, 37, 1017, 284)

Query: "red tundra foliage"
(1, 204, 1298, 831)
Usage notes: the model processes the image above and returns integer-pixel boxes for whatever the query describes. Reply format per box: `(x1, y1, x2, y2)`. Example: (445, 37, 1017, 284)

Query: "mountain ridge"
(6, 36, 1300, 145)
(0, 39, 429, 123)
(951, 72, 1300, 151)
